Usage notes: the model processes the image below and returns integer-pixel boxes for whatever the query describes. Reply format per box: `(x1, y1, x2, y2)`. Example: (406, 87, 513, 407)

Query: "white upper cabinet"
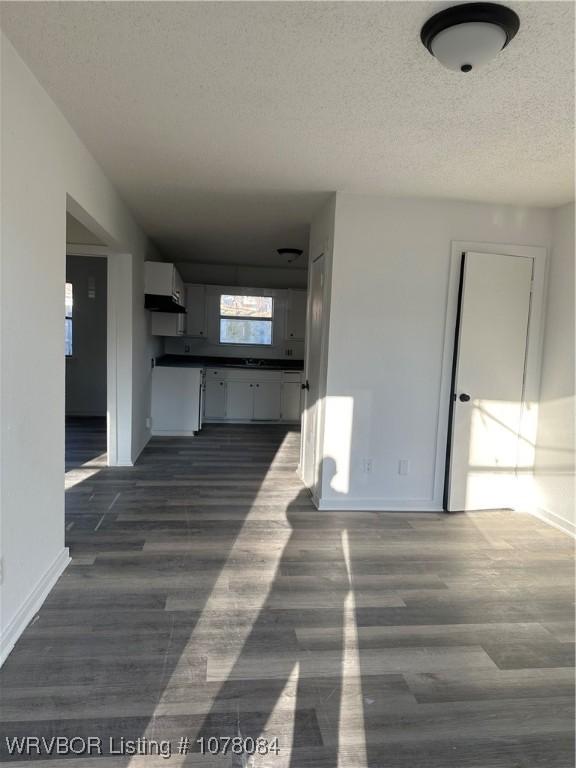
(151, 312, 186, 337)
(185, 285, 207, 337)
(285, 289, 307, 341)
(145, 262, 185, 307)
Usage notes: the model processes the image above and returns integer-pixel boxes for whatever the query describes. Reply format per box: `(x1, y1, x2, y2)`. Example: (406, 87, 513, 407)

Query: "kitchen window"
(219, 294, 273, 345)
(65, 282, 73, 357)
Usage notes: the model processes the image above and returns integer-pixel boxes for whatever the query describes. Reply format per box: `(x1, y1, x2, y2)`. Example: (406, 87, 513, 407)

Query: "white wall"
(533, 203, 575, 533)
(65, 255, 107, 416)
(0, 34, 159, 662)
(165, 285, 306, 360)
(318, 193, 552, 510)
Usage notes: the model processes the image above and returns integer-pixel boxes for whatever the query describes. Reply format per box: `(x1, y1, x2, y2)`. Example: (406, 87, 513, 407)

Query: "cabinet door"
(227, 381, 254, 420)
(151, 312, 184, 336)
(286, 290, 307, 341)
(185, 285, 207, 337)
(253, 382, 282, 420)
(173, 270, 185, 307)
(281, 382, 302, 422)
(204, 379, 227, 419)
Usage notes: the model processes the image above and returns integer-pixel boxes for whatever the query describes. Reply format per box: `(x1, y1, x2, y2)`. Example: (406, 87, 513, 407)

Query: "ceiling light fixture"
(420, 3, 520, 73)
(277, 248, 303, 264)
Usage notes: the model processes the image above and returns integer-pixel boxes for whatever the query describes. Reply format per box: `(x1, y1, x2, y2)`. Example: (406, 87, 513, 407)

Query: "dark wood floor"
(1, 422, 574, 767)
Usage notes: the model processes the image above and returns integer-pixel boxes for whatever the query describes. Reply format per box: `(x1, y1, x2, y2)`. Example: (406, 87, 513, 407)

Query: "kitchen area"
(145, 262, 307, 437)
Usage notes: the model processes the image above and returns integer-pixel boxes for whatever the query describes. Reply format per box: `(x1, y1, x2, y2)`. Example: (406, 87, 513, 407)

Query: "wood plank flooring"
(1, 422, 574, 767)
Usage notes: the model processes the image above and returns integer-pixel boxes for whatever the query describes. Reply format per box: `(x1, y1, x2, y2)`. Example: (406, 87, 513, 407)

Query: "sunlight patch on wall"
(323, 396, 354, 495)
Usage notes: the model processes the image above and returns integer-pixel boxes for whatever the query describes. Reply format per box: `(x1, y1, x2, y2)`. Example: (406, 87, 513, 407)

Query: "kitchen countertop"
(155, 354, 304, 371)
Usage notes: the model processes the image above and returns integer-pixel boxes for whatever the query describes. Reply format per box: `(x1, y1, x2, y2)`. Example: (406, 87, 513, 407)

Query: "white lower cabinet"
(151, 366, 203, 435)
(204, 368, 301, 422)
(227, 381, 254, 420)
(281, 382, 302, 422)
(254, 382, 282, 420)
(204, 378, 227, 419)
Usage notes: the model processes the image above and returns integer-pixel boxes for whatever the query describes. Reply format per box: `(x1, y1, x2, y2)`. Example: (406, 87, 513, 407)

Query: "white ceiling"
(2, 1, 574, 266)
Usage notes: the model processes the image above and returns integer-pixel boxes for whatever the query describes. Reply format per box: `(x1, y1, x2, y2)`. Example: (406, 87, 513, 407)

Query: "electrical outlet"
(362, 458, 373, 474)
(398, 459, 410, 476)
(184, 344, 190, 353)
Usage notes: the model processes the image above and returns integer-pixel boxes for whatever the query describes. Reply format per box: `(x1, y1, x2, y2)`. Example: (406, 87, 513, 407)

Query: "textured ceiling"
(1, 1, 574, 266)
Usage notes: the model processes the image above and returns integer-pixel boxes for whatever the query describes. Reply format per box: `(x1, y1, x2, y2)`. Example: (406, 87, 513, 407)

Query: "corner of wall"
(0, 548, 70, 667)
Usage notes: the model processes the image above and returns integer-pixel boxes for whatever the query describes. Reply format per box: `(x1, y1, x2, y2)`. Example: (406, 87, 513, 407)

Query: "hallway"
(0, 425, 574, 766)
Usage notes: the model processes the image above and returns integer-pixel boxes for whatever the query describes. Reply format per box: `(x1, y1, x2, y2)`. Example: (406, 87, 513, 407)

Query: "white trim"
(203, 419, 300, 425)
(151, 429, 198, 436)
(316, 497, 442, 512)
(66, 244, 111, 258)
(0, 548, 70, 667)
(434, 241, 547, 510)
(128, 431, 151, 466)
(524, 507, 576, 538)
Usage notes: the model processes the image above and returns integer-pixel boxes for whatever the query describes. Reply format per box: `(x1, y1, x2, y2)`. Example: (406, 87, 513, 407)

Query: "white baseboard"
(152, 429, 198, 437)
(126, 431, 151, 466)
(525, 506, 576, 538)
(0, 548, 70, 667)
(316, 497, 442, 512)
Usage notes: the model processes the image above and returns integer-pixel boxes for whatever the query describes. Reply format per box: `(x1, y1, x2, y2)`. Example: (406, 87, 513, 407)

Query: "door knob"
(459, 393, 471, 402)
(301, 380, 310, 391)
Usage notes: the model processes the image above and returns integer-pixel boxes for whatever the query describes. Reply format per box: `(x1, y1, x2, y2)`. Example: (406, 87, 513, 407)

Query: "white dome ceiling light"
(277, 248, 303, 264)
(421, 3, 520, 73)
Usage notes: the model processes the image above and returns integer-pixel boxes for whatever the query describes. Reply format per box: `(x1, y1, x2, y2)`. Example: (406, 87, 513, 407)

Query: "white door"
(446, 251, 533, 512)
(227, 381, 254, 420)
(253, 382, 282, 420)
(302, 254, 325, 492)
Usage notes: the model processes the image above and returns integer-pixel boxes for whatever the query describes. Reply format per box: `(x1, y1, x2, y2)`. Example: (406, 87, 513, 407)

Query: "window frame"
(218, 293, 274, 347)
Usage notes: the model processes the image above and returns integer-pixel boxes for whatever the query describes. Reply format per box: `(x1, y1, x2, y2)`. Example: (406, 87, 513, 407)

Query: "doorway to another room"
(65, 214, 108, 479)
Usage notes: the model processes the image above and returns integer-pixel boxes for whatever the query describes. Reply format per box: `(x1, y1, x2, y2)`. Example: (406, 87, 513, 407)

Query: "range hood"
(144, 294, 186, 314)
(144, 262, 186, 313)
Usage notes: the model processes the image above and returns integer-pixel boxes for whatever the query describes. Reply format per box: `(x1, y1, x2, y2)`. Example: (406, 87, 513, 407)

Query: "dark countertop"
(155, 354, 304, 371)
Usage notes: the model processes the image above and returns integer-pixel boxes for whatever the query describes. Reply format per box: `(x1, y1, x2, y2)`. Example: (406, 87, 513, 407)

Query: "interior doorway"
(65, 250, 108, 471)
(65, 215, 109, 475)
(65, 197, 135, 469)
(444, 250, 534, 512)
